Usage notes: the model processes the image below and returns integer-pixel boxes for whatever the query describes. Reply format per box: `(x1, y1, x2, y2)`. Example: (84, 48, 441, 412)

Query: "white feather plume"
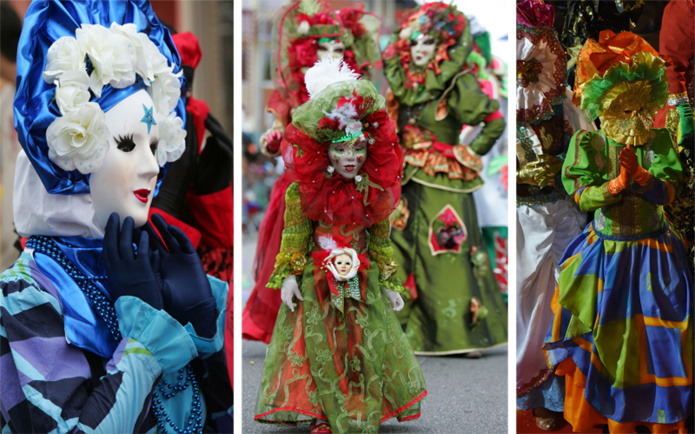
(317, 235, 338, 251)
(305, 57, 360, 99)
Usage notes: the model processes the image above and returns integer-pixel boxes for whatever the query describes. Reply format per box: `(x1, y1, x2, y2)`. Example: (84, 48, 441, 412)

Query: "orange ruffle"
(404, 149, 480, 181)
(574, 30, 664, 104)
(557, 358, 687, 434)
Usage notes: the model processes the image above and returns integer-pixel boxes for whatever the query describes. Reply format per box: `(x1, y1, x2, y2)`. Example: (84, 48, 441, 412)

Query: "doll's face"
(334, 253, 352, 276)
(317, 39, 345, 61)
(410, 33, 437, 68)
(90, 90, 160, 230)
(327, 139, 367, 179)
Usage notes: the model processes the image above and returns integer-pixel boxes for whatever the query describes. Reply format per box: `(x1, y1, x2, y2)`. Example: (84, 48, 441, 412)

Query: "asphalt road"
(241, 233, 508, 433)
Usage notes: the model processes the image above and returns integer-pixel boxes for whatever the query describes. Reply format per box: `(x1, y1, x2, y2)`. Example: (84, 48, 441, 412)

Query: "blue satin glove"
(103, 213, 163, 310)
(147, 213, 217, 338)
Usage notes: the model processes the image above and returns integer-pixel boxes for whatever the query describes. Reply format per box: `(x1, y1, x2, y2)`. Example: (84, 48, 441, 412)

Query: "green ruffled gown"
(384, 31, 508, 355)
(254, 184, 427, 433)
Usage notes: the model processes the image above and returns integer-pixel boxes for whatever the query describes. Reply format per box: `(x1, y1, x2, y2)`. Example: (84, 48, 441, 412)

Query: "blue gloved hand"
(103, 213, 163, 309)
(146, 213, 217, 338)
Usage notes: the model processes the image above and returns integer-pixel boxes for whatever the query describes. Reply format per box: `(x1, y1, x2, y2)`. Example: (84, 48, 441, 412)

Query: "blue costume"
(0, 1, 232, 432)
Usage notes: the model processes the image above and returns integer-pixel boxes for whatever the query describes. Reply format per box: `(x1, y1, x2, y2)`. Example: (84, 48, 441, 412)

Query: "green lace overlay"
(368, 219, 408, 297)
(267, 183, 313, 289)
(256, 259, 426, 432)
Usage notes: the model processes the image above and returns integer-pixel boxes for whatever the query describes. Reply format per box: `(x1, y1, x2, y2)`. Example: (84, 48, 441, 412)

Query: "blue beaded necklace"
(27, 235, 204, 434)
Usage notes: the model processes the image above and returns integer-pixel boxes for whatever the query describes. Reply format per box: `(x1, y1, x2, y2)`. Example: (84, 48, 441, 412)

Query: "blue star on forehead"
(140, 104, 157, 133)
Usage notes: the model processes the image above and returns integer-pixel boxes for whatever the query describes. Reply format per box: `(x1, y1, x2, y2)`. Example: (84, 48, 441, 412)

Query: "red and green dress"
(383, 4, 508, 355)
(254, 182, 426, 432)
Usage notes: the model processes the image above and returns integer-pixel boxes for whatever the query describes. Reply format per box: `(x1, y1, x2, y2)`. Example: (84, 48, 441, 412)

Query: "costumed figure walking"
(383, 2, 507, 355)
(243, 0, 381, 344)
(514, 1, 593, 430)
(254, 58, 426, 433)
(544, 31, 693, 433)
(0, 1, 232, 432)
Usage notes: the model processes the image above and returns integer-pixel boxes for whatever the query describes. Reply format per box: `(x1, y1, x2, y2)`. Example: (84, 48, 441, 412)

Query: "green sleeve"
(562, 130, 622, 211)
(368, 218, 407, 297)
(447, 73, 505, 156)
(648, 128, 682, 184)
(266, 183, 313, 289)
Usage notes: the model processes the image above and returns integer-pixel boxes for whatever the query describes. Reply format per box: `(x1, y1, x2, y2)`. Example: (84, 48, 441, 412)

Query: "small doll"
(544, 31, 693, 433)
(254, 58, 426, 433)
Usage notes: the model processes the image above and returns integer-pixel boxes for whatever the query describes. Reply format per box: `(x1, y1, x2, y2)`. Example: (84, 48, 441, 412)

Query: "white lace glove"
(281, 275, 303, 312)
(384, 288, 404, 311)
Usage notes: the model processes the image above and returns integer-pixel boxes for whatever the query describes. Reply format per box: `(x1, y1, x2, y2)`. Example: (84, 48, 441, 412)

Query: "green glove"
(676, 102, 694, 145)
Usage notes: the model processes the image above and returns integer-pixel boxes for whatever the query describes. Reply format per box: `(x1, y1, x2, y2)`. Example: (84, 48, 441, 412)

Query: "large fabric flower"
(46, 102, 109, 174)
(54, 71, 91, 115)
(77, 24, 138, 97)
(149, 70, 182, 115)
(43, 36, 85, 85)
(156, 113, 187, 165)
(516, 24, 566, 124)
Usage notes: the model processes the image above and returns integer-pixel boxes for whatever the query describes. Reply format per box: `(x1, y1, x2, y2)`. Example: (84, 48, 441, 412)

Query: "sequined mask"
(599, 80, 656, 146)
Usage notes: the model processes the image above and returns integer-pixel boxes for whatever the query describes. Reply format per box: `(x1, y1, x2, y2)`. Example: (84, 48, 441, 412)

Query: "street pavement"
(241, 233, 508, 433)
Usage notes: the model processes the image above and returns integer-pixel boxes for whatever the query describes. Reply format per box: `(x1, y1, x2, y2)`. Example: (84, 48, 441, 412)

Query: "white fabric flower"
(54, 70, 91, 115)
(43, 36, 85, 85)
(77, 24, 137, 96)
(148, 69, 182, 115)
(324, 101, 362, 136)
(297, 20, 310, 35)
(156, 113, 186, 165)
(134, 33, 171, 84)
(345, 120, 362, 137)
(46, 102, 109, 174)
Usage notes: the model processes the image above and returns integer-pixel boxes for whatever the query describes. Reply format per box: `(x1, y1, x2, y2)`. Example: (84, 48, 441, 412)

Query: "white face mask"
(90, 90, 160, 230)
(327, 139, 367, 179)
(333, 253, 353, 277)
(317, 39, 346, 60)
(410, 33, 437, 67)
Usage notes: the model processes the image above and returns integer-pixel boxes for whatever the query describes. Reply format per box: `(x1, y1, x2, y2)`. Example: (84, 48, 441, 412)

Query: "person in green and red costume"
(383, 2, 507, 357)
(243, 0, 381, 345)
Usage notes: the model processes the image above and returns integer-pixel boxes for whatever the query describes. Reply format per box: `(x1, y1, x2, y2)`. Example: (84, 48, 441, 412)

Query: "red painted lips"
(133, 189, 150, 203)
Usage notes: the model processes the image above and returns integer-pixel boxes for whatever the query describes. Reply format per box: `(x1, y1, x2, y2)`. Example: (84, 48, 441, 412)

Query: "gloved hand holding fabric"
(103, 213, 163, 310)
(146, 213, 217, 338)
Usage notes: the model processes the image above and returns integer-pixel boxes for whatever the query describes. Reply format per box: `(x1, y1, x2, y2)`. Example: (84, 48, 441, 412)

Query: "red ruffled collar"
(281, 109, 403, 228)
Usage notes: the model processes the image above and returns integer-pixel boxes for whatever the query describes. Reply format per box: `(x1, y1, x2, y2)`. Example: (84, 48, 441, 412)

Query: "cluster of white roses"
(44, 23, 186, 174)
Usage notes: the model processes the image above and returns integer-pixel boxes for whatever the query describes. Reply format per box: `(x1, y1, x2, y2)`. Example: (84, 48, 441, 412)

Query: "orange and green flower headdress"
(573, 30, 669, 120)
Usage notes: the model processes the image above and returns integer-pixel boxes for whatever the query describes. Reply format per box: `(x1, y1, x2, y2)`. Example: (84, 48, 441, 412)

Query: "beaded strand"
(27, 236, 122, 340)
(153, 364, 204, 434)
